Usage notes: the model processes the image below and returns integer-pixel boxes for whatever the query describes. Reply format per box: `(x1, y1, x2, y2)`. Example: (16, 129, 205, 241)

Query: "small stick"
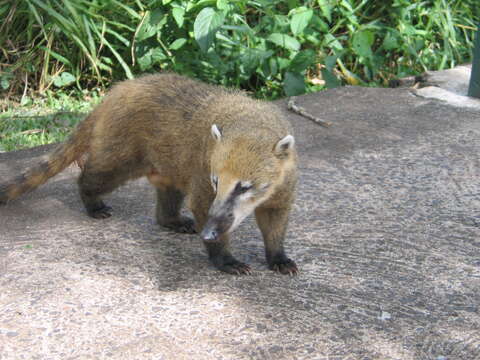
(287, 96, 332, 128)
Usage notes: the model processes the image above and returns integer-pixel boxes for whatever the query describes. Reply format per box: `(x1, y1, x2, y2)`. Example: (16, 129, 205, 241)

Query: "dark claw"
(161, 216, 196, 234)
(270, 258, 298, 275)
(88, 205, 112, 219)
(223, 262, 251, 275)
(213, 257, 252, 275)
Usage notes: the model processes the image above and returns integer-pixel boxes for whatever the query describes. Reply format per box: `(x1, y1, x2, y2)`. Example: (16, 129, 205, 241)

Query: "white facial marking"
(211, 124, 222, 142)
(259, 183, 270, 191)
(227, 181, 269, 232)
(230, 197, 262, 232)
(238, 191, 253, 201)
(210, 174, 218, 192)
(210, 178, 270, 234)
(240, 180, 252, 188)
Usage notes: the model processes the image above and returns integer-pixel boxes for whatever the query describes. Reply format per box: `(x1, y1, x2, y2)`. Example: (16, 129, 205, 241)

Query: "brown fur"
(0, 73, 298, 275)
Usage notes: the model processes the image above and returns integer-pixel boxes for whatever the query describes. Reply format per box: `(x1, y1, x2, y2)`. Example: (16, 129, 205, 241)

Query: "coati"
(0, 73, 298, 275)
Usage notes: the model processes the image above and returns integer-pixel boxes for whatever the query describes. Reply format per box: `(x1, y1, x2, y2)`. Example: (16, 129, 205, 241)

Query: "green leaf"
(352, 30, 374, 58)
(1, 78, 10, 90)
(289, 49, 316, 72)
(290, 7, 313, 36)
(382, 31, 399, 50)
(91, 24, 133, 79)
(268, 58, 278, 76)
(216, 0, 229, 10)
(267, 33, 300, 51)
(194, 7, 225, 52)
(187, 0, 217, 12)
(317, 0, 332, 22)
(325, 55, 337, 71)
(321, 68, 340, 88)
(137, 46, 165, 71)
(172, 7, 185, 27)
(277, 58, 291, 71)
(136, 15, 155, 41)
(240, 48, 274, 73)
(21, 96, 32, 106)
(151, 48, 166, 62)
(324, 33, 343, 52)
(138, 52, 152, 71)
(284, 72, 306, 96)
(169, 38, 187, 50)
(53, 72, 76, 87)
(274, 15, 289, 28)
(311, 14, 329, 32)
(39, 46, 73, 66)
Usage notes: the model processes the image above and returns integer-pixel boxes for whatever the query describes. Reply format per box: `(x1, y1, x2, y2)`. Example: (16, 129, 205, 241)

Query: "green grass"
(1, 0, 478, 98)
(0, 91, 99, 152)
(0, 0, 478, 151)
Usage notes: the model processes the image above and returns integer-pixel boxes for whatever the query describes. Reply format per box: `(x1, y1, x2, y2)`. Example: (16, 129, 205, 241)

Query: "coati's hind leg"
(78, 169, 118, 219)
(78, 162, 136, 219)
(155, 186, 196, 234)
(147, 172, 196, 234)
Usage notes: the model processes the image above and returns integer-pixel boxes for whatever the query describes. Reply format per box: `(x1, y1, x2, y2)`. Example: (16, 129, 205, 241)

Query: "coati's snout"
(201, 180, 253, 242)
(200, 200, 235, 242)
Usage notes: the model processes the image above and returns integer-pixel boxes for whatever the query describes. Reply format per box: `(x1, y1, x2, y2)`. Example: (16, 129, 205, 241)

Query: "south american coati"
(0, 73, 298, 275)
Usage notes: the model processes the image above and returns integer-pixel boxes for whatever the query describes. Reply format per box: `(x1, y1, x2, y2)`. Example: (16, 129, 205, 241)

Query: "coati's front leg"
(190, 193, 251, 275)
(255, 206, 298, 275)
(155, 186, 196, 234)
(204, 236, 251, 275)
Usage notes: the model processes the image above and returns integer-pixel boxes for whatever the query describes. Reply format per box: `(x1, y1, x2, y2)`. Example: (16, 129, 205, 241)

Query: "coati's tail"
(0, 113, 95, 204)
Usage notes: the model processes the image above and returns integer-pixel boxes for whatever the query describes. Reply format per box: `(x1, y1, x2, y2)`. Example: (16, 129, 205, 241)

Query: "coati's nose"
(201, 228, 218, 242)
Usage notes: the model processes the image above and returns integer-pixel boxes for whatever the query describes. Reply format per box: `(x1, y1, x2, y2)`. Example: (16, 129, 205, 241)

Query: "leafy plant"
(0, 0, 478, 101)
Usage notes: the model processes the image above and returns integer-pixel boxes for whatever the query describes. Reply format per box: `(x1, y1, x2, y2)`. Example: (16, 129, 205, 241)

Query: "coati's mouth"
(200, 215, 233, 242)
(201, 171, 275, 242)
(201, 178, 262, 242)
(200, 197, 263, 242)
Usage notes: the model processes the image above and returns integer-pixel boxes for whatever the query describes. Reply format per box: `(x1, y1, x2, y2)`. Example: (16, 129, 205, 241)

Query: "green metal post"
(468, 24, 480, 98)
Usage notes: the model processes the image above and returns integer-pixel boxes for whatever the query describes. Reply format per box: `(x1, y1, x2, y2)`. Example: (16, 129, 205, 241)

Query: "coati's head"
(201, 124, 296, 242)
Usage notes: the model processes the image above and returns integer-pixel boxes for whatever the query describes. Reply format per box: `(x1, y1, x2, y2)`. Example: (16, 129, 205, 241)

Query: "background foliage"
(1, 0, 479, 100)
(0, 0, 478, 151)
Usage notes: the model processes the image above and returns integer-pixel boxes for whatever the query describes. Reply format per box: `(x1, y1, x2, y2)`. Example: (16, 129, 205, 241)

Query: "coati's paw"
(269, 258, 298, 276)
(87, 204, 112, 219)
(160, 216, 196, 234)
(212, 256, 252, 275)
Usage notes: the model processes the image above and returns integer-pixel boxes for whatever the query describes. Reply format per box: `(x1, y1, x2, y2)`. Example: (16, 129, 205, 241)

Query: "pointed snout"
(200, 227, 219, 242)
(200, 209, 234, 243)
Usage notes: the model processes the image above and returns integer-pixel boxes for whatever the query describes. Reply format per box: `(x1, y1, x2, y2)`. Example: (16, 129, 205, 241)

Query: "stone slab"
(1, 86, 479, 359)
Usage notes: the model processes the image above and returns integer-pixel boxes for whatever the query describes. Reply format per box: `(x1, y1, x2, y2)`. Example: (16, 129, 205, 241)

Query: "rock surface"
(1, 86, 479, 359)
(409, 64, 480, 110)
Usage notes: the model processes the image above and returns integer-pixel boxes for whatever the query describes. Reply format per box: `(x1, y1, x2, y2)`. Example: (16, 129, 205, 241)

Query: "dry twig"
(287, 97, 332, 128)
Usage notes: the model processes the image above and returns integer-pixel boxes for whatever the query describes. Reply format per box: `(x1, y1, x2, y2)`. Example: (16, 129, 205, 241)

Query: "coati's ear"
(274, 135, 295, 158)
(211, 124, 222, 142)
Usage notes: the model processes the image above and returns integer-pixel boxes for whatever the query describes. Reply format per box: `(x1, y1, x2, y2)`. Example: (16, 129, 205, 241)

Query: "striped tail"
(0, 113, 94, 204)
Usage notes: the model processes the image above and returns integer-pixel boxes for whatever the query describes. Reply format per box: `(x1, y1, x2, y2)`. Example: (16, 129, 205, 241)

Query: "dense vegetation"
(2, 0, 478, 99)
(0, 0, 478, 150)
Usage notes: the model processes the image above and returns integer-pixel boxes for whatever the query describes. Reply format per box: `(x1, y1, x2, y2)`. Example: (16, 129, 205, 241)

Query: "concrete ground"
(1, 72, 480, 359)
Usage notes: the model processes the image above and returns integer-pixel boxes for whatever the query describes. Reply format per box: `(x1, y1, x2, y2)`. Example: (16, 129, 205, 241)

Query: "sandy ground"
(1, 84, 479, 359)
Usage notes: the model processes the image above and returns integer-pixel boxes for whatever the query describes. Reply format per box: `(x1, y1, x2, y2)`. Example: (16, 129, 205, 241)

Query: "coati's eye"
(210, 174, 218, 192)
(234, 181, 253, 194)
(258, 183, 270, 192)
